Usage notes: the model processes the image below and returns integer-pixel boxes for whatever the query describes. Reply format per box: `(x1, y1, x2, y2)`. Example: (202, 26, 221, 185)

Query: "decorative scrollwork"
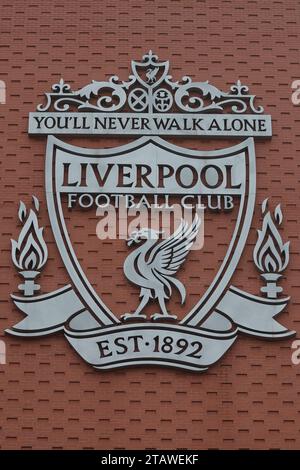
(76, 75, 133, 112)
(174, 81, 225, 113)
(36, 53, 265, 115)
(228, 80, 264, 113)
(52, 78, 71, 94)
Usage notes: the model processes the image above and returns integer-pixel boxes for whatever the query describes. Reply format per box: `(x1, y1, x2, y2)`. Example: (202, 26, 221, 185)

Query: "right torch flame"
(253, 199, 290, 298)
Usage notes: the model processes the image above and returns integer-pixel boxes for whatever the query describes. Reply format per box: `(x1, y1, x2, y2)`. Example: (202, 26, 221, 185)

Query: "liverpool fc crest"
(6, 52, 294, 372)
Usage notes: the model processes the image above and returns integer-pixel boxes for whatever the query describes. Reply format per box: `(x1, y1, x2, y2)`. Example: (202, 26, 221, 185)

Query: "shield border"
(45, 136, 256, 328)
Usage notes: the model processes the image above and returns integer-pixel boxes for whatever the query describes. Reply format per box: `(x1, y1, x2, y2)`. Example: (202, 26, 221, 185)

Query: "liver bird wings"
(147, 215, 201, 302)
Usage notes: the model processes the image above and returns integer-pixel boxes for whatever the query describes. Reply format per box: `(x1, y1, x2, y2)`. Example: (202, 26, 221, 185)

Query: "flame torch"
(11, 196, 48, 296)
(253, 199, 289, 299)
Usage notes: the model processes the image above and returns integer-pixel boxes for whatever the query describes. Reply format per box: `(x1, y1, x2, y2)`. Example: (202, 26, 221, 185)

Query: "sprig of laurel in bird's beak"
(126, 230, 140, 246)
(126, 229, 165, 246)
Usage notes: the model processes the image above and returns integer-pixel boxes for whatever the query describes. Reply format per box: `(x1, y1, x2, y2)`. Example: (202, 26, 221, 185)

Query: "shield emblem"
(45, 136, 256, 331)
(8, 49, 293, 372)
(131, 50, 169, 89)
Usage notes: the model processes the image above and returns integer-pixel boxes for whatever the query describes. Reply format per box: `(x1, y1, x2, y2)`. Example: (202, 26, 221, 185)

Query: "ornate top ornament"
(36, 50, 264, 115)
(29, 51, 271, 138)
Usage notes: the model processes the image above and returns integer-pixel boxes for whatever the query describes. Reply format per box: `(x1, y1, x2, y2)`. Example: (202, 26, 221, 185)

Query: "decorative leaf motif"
(208, 82, 224, 99)
(77, 81, 100, 100)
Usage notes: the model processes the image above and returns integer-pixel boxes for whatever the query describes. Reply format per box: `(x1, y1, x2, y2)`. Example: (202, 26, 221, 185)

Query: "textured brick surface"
(0, 0, 300, 450)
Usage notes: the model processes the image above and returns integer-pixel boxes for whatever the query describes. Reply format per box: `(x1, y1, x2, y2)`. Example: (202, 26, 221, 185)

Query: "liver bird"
(122, 216, 200, 321)
(146, 67, 159, 84)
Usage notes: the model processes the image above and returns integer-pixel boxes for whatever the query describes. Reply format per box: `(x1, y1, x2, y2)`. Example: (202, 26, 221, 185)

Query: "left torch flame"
(11, 197, 48, 296)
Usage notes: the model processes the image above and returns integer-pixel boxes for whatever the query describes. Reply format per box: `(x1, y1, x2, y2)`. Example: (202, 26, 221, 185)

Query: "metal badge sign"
(7, 52, 294, 372)
(28, 50, 271, 138)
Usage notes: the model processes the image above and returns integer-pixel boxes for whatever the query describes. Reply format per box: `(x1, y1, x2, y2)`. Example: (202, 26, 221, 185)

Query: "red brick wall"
(0, 0, 300, 450)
